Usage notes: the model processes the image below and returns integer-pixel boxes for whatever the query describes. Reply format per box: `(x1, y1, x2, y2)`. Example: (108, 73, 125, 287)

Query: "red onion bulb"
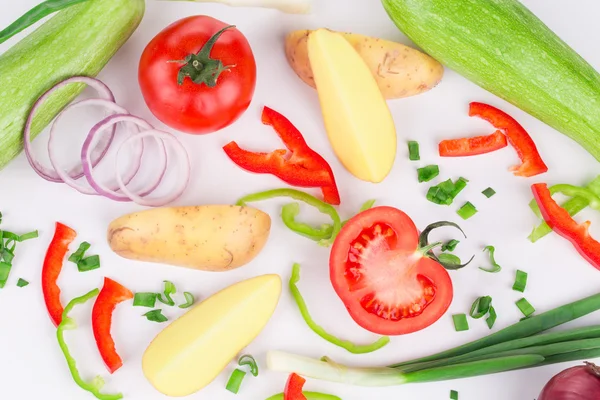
(539, 362, 600, 400)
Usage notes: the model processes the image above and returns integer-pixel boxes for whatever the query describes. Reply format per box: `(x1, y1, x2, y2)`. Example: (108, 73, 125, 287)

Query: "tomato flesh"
(330, 207, 453, 335)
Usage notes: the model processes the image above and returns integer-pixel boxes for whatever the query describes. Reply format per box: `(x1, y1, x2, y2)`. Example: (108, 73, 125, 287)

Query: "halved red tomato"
(330, 206, 453, 335)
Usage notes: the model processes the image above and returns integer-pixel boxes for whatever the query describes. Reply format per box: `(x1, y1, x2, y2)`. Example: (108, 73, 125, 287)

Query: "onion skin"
(539, 362, 600, 400)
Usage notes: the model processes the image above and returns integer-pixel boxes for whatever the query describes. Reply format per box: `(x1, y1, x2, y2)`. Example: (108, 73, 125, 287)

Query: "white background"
(1, 0, 600, 399)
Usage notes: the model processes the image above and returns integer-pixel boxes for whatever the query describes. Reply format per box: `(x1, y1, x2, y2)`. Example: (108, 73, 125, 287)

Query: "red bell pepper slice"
(42, 222, 77, 327)
(284, 373, 307, 400)
(439, 130, 508, 157)
(470, 102, 548, 177)
(92, 277, 134, 374)
(532, 183, 600, 270)
(224, 106, 341, 205)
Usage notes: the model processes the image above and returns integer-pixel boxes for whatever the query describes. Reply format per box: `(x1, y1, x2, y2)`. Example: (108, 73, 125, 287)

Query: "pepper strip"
(470, 102, 548, 177)
(57, 288, 123, 400)
(224, 106, 341, 205)
(42, 222, 77, 327)
(439, 130, 508, 157)
(236, 189, 342, 247)
(92, 278, 134, 374)
(532, 183, 600, 270)
(290, 263, 389, 354)
(284, 373, 307, 400)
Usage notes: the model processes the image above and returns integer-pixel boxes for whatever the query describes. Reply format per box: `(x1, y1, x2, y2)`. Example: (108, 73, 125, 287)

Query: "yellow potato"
(285, 29, 444, 99)
(107, 205, 271, 271)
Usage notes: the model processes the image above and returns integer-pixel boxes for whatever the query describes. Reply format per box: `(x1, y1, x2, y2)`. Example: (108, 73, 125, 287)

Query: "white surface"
(1, 0, 600, 399)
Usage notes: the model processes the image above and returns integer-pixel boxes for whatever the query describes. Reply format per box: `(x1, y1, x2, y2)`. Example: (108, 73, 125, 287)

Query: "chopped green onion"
(238, 354, 259, 377)
(426, 178, 469, 206)
(19, 231, 39, 241)
(470, 296, 492, 319)
(479, 245, 502, 273)
(450, 390, 459, 400)
(516, 298, 536, 318)
(442, 239, 460, 252)
(486, 306, 497, 329)
(438, 253, 462, 267)
(133, 293, 157, 308)
(144, 309, 168, 323)
(451, 177, 469, 198)
(225, 368, 246, 394)
(0, 212, 3, 224)
(0, 262, 12, 288)
(290, 263, 390, 354)
(512, 270, 528, 293)
(265, 392, 342, 400)
(68, 242, 91, 264)
(179, 292, 195, 309)
(417, 165, 440, 183)
(17, 278, 29, 287)
(482, 187, 496, 198)
(453, 314, 469, 332)
(157, 281, 176, 306)
(427, 186, 452, 205)
(457, 202, 478, 220)
(408, 141, 420, 161)
(77, 255, 100, 272)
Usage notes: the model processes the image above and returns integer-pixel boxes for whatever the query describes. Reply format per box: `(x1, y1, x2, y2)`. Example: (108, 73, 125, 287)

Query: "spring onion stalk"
(57, 289, 123, 400)
(144, 309, 168, 323)
(450, 390, 459, 400)
(133, 293, 157, 308)
(290, 264, 390, 354)
(265, 392, 342, 400)
(77, 255, 100, 272)
(418, 165, 440, 183)
(68, 242, 91, 264)
(157, 281, 176, 306)
(408, 141, 420, 161)
(456, 202, 477, 220)
(482, 188, 496, 198)
(237, 189, 342, 247)
(226, 369, 246, 394)
(479, 246, 502, 273)
(486, 306, 497, 329)
(179, 292, 195, 309)
(389, 291, 600, 368)
(16, 278, 29, 287)
(163, 0, 313, 14)
(266, 351, 543, 387)
(512, 270, 528, 293)
(239, 355, 259, 377)
(470, 296, 492, 319)
(516, 298, 536, 317)
(529, 176, 600, 242)
(452, 314, 469, 332)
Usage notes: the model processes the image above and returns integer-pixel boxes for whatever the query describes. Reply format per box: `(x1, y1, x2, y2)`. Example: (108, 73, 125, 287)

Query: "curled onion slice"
(82, 114, 167, 202)
(24, 76, 117, 182)
(50, 99, 143, 195)
(115, 129, 191, 207)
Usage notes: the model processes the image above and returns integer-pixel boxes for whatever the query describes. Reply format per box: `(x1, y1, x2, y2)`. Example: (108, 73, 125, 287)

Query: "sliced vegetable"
(184, 0, 311, 14)
(0, 219, 38, 288)
(266, 392, 341, 400)
(179, 292, 195, 309)
(17, 278, 29, 288)
(450, 390, 459, 400)
(144, 309, 168, 323)
(480, 246, 502, 273)
(486, 306, 497, 329)
(516, 298, 536, 318)
(439, 130, 507, 157)
(453, 314, 469, 332)
(0, 0, 144, 172)
(68, 242, 91, 264)
(92, 278, 133, 374)
(330, 207, 454, 335)
(482, 188, 496, 198)
(133, 293, 157, 308)
(442, 240, 460, 252)
(284, 373, 307, 400)
(57, 288, 123, 400)
(427, 178, 468, 206)
(226, 369, 247, 394)
(457, 202, 478, 220)
(139, 17, 256, 135)
(290, 263, 389, 354)
(418, 221, 474, 270)
(408, 141, 420, 161)
(237, 189, 342, 247)
(470, 296, 492, 319)
(532, 183, 600, 270)
(529, 176, 600, 242)
(417, 165, 440, 183)
(42, 222, 77, 326)
(513, 270, 528, 293)
(77, 255, 101, 272)
(224, 106, 340, 205)
(157, 281, 176, 306)
(239, 355, 259, 377)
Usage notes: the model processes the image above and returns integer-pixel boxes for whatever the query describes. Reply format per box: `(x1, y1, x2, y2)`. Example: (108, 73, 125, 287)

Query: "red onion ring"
(24, 76, 117, 182)
(81, 114, 168, 202)
(49, 99, 143, 195)
(115, 129, 191, 207)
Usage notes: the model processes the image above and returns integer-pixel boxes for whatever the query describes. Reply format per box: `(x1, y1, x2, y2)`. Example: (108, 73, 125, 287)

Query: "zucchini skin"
(0, 0, 145, 170)
(382, 0, 600, 161)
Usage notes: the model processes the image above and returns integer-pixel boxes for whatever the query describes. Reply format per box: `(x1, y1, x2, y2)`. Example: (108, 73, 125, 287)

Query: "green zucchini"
(0, 0, 145, 170)
(381, 0, 600, 161)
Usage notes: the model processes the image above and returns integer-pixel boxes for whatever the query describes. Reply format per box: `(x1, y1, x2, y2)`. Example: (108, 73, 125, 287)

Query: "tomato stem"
(172, 25, 237, 87)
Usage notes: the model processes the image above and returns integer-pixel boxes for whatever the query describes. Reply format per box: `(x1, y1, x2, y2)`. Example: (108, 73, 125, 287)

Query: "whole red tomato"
(139, 16, 257, 134)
